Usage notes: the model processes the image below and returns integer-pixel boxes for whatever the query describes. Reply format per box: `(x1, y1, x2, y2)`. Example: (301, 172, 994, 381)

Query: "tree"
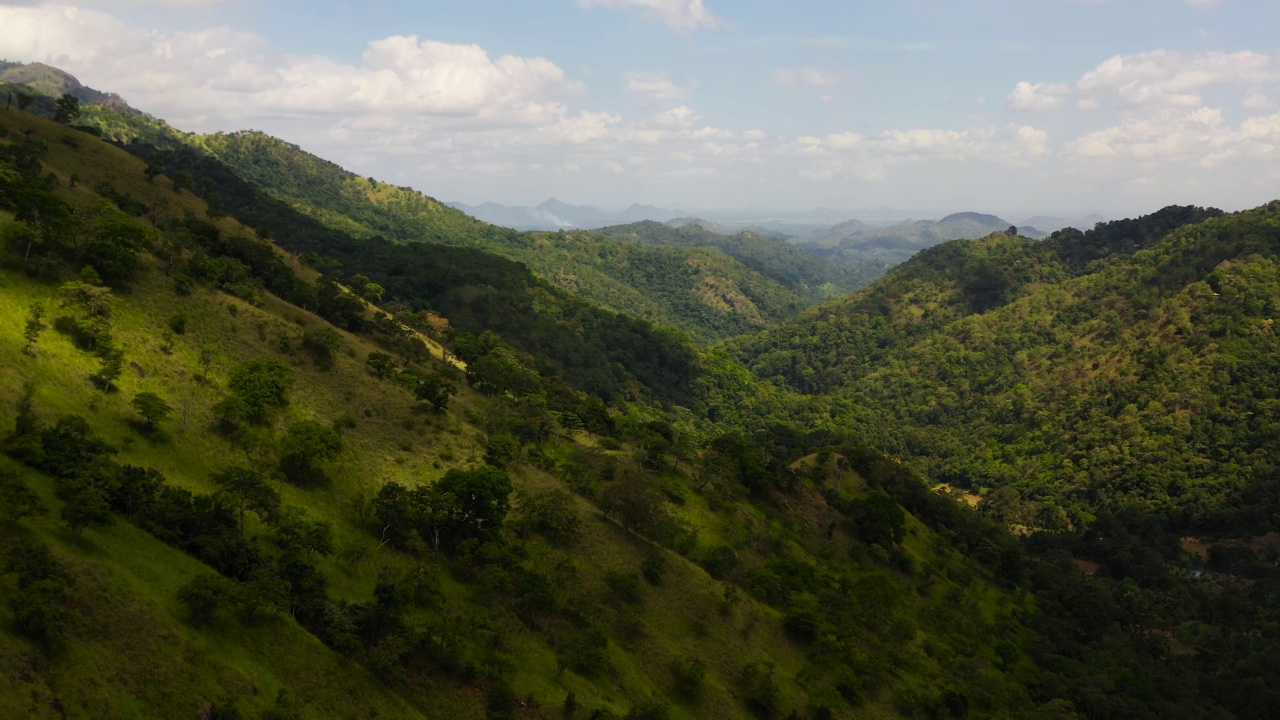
(177, 573, 234, 626)
(434, 466, 513, 543)
(366, 352, 395, 379)
(227, 358, 295, 422)
(22, 302, 44, 355)
(301, 327, 341, 369)
(273, 507, 334, 561)
(211, 466, 280, 535)
(0, 472, 44, 523)
(361, 282, 385, 303)
(849, 490, 905, 549)
(93, 340, 125, 392)
(131, 391, 172, 430)
(53, 94, 81, 124)
(278, 420, 342, 485)
(16, 92, 34, 111)
(60, 483, 112, 544)
(415, 371, 457, 412)
(198, 344, 216, 383)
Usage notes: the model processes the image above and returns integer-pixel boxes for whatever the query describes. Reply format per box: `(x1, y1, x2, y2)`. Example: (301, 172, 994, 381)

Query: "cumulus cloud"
(576, 0, 715, 32)
(625, 72, 689, 100)
(1007, 81, 1068, 112)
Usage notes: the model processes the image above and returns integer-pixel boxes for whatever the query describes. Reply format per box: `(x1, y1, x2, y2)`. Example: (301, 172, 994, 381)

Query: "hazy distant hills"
(447, 198, 685, 230)
(598, 220, 887, 300)
(793, 211, 1048, 267)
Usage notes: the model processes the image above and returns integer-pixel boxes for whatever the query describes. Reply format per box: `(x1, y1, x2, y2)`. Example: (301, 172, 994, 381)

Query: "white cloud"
(773, 67, 854, 87)
(625, 72, 689, 100)
(1077, 50, 1277, 109)
(0, 5, 581, 128)
(576, 0, 715, 32)
(1007, 81, 1068, 112)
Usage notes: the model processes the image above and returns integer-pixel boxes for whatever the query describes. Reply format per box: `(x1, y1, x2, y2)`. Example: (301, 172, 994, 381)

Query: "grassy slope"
(0, 108, 916, 720)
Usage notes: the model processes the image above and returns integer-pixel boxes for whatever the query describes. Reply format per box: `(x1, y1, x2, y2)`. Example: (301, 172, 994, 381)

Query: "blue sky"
(2, 0, 1279, 218)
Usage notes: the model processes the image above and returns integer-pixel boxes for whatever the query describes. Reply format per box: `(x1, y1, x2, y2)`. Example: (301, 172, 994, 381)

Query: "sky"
(0, 0, 1278, 218)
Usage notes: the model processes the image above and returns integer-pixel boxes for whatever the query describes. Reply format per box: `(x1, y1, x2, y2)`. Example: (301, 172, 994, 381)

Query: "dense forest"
(0, 70, 1278, 720)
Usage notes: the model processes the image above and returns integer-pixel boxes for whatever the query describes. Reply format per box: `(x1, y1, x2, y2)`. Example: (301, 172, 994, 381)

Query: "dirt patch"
(1074, 559, 1101, 576)
(129, 361, 146, 377)
(1180, 536, 1213, 561)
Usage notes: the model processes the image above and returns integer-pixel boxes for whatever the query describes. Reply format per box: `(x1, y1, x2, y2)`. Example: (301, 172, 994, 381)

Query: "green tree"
(227, 358, 295, 422)
(60, 483, 112, 544)
(130, 391, 172, 430)
(273, 507, 334, 561)
(93, 340, 125, 392)
(22, 301, 44, 355)
(278, 420, 343, 485)
(0, 472, 44, 524)
(210, 466, 280, 535)
(301, 327, 341, 369)
(53, 94, 81, 124)
(415, 371, 457, 412)
(434, 466, 513, 543)
(849, 490, 906, 549)
(365, 351, 395, 379)
(361, 282, 385, 303)
(177, 572, 234, 626)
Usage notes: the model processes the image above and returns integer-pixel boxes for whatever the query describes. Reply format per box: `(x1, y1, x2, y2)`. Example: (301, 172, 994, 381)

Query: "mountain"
(665, 217, 729, 234)
(445, 198, 683, 230)
(7, 63, 1280, 719)
(1016, 213, 1110, 233)
(597, 220, 886, 301)
(797, 211, 1046, 267)
(0, 62, 125, 107)
(0, 95, 1113, 720)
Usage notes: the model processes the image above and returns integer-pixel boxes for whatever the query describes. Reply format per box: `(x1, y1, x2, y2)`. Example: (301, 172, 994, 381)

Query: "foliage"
(278, 420, 342, 486)
(130, 391, 172, 429)
(226, 358, 295, 422)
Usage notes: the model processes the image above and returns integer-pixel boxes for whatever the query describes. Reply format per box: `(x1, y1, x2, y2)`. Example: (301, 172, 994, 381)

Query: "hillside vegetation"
(5, 69, 1280, 720)
(0, 89, 1110, 720)
(72, 123, 852, 342)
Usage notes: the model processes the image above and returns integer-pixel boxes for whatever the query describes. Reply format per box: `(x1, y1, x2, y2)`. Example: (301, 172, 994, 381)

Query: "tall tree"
(210, 466, 280, 535)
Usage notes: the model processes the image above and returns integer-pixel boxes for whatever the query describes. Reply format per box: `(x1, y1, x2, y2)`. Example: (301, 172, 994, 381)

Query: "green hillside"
(64, 121, 831, 342)
(732, 205, 1280, 718)
(6, 75, 1280, 720)
(596, 220, 885, 301)
(0, 91, 1102, 720)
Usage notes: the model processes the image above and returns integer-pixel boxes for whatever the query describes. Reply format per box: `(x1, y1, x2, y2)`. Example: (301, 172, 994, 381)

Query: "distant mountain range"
(790, 212, 1050, 267)
(446, 198, 686, 230)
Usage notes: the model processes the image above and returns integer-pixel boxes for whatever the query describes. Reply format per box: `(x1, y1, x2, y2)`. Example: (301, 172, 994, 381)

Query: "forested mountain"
(132, 128, 839, 341)
(4, 65, 1280, 720)
(597, 220, 886, 301)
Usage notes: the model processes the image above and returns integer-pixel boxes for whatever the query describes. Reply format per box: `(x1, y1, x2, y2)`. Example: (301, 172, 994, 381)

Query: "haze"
(1, 0, 1277, 218)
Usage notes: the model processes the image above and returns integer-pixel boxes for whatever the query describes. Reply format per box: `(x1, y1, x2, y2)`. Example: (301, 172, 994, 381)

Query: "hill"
(597, 220, 885, 301)
(797, 212, 1046, 268)
(139, 129, 824, 342)
(5, 74, 1277, 719)
(0, 83, 1101, 720)
(732, 204, 1280, 717)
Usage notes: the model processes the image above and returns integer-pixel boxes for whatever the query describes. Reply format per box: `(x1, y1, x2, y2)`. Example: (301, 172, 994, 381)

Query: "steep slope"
(5, 86, 1254, 720)
(185, 130, 810, 341)
(0, 88, 1073, 720)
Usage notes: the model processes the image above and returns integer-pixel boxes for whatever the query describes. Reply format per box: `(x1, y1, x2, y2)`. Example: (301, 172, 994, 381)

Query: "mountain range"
(2, 59, 1278, 720)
